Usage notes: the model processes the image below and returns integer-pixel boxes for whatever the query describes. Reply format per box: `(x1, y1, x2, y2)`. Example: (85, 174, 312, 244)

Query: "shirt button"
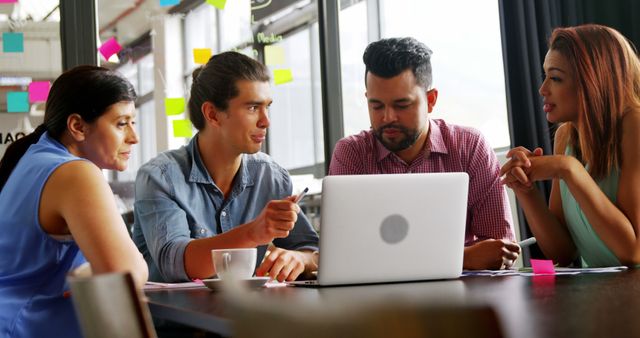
(199, 229, 206, 234)
(221, 211, 227, 217)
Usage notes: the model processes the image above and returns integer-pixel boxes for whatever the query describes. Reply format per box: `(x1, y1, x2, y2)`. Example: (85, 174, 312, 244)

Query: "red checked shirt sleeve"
(329, 132, 371, 175)
(464, 130, 515, 244)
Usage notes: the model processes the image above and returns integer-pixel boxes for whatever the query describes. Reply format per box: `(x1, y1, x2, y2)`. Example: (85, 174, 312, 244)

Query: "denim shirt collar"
(186, 134, 254, 190)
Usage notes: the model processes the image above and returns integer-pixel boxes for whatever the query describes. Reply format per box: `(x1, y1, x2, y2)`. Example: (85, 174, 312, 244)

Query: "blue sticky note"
(3, 32, 24, 53)
(7, 92, 29, 113)
(159, 0, 180, 6)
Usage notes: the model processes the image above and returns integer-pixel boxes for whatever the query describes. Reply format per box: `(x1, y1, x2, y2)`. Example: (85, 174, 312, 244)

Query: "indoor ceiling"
(0, 0, 150, 35)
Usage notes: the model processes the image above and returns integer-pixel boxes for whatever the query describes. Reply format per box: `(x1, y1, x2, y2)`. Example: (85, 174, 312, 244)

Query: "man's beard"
(373, 124, 421, 152)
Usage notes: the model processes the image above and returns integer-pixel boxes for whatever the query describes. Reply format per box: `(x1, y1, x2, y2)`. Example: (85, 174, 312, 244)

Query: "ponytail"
(0, 124, 47, 192)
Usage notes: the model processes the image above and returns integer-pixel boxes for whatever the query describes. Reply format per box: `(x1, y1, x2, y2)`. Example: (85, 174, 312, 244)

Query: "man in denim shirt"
(132, 52, 319, 282)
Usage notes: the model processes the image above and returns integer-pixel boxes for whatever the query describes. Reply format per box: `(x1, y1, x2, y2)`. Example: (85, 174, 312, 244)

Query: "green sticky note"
(264, 45, 285, 65)
(273, 69, 293, 85)
(3, 32, 24, 53)
(173, 119, 193, 138)
(206, 0, 226, 10)
(165, 97, 185, 116)
(7, 92, 29, 113)
(193, 48, 212, 65)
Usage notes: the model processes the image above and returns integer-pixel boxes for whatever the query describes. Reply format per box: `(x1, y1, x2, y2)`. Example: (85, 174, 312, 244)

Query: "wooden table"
(146, 269, 640, 338)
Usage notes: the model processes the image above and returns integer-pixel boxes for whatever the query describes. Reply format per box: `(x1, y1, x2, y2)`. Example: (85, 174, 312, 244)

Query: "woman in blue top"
(0, 66, 148, 338)
(501, 24, 640, 267)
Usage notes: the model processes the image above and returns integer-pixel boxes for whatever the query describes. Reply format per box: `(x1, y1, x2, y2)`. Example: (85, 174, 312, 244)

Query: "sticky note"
(165, 97, 185, 116)
(159, 0, 179, 6)
(0, 0, 19, 3)
(206, 0, 226, 10)
(28, 81, 50, 103)
(530, 259, 555, 275)
(273, 69, 293, 85)
(264, 45, 285, 65)
(7, 92, 29, 113)
(3, 32, 24, 53)
(193, 48, 212, 65)
(173, 119, 193, 138)
(98, 37, 122, 60)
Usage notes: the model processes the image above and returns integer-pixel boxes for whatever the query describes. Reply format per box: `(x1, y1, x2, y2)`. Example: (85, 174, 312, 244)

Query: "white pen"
(294, 187, 309, 204)
(518, 237, 537, 248)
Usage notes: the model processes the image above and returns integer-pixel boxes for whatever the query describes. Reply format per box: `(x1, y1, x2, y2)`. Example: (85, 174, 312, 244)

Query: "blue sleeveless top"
(0, 132, 87, 338)
(560, 146, 620, 267)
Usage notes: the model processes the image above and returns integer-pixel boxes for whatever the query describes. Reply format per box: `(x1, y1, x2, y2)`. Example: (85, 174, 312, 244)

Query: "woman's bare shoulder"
(553, 123, 572, 154)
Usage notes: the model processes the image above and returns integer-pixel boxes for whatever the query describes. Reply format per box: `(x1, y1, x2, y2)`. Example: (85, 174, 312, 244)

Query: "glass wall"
(86, 0, 511, 183)
(379, 0, 510, 149)
(339, 1, 369, 137)
(0, 0, 60, 157)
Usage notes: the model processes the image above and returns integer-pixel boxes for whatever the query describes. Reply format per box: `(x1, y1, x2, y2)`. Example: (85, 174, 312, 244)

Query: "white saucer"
(202, 276, 270, 291)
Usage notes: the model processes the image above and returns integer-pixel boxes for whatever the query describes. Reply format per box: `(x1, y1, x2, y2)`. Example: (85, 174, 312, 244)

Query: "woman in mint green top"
(500, 24, 640, 267)
(559, 148, 621, 267)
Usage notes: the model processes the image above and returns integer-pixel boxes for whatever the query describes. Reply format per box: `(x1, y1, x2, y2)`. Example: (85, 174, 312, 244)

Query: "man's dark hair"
(188, 51, 270, 130)
(363, 37, 433, 89)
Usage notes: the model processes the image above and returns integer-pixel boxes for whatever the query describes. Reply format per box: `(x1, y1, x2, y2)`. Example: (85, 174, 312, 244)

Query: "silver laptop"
(292, 173, 468, 287)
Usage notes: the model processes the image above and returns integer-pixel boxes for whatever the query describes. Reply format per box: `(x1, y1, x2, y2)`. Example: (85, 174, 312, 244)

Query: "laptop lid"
(316, 173, 468, 286)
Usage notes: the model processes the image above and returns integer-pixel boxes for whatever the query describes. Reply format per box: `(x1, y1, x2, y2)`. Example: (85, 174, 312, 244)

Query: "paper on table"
(462, 266, 628, 277)
(144, 281, 206, 291)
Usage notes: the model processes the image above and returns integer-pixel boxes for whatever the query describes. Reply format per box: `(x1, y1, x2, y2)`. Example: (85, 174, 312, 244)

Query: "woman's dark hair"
(0, 65, 137, 192)
(188, 51, 270, 130)
(363, 37, 433, 89)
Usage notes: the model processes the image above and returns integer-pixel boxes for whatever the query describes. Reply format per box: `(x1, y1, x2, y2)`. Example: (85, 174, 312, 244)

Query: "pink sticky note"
(530, 259, 555, 274)
(192, 279, 204, 285)
(98, 37, 122, 60)
(28, 81, 50, 103)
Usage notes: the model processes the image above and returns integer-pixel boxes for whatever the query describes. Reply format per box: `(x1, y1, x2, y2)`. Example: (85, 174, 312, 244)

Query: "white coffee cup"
(211, 248, 257, 280)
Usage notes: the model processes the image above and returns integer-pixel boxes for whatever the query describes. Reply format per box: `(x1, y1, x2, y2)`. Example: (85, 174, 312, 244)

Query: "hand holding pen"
(294, 187, 309, 205)
(518, 237, 537, 248)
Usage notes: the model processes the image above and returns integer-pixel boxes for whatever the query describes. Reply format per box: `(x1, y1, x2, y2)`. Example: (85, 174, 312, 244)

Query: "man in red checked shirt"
(329, 37, 520, 270)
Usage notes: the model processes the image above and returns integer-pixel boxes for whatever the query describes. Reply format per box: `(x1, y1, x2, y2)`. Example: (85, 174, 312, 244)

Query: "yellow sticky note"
(193, 48, 212, 65)
(173, 119, 193, 138)
(273, 69, 293, 85)
(264, 45, 285, 65)
(165, 97, 185, 116)
(206, 0, 226, 10)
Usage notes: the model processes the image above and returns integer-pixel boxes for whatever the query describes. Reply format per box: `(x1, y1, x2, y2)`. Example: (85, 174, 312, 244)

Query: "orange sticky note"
(530, 259, 555, 275)
(193, 48, 212, 65)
